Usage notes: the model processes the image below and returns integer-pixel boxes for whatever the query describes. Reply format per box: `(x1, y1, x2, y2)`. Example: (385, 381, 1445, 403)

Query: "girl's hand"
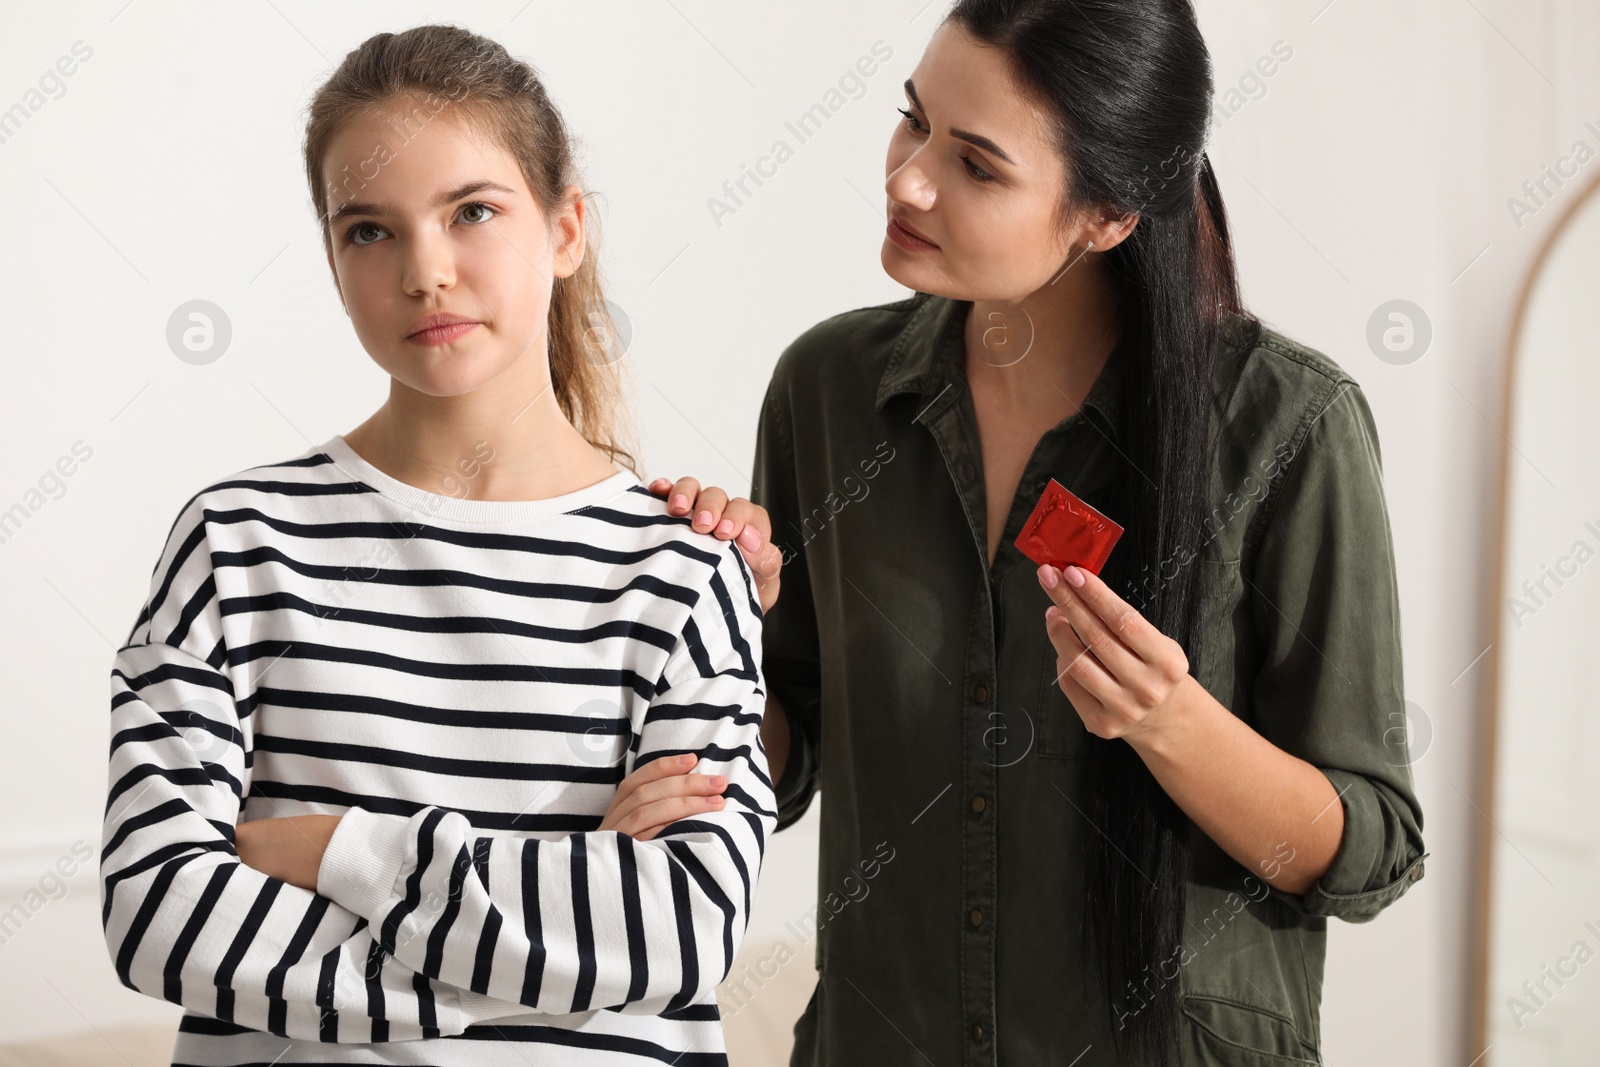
(599, 753, 727, 841)
(235, 813, 342, 892)
(1038, 563, 1199, 745)
(647, 476, 783, 614)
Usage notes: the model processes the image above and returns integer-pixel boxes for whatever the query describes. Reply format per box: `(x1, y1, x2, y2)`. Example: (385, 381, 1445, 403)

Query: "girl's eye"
(896, 106, 926, 134)
(962, 156, 995, 183)
(341, 202, 498, 246)
(345, 221, 384, 246)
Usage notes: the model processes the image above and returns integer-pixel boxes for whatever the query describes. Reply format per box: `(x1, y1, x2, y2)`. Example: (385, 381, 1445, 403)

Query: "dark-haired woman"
(653, 2, 1426, 1063)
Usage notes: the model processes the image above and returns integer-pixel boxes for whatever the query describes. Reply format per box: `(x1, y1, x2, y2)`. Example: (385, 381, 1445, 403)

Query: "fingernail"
(1045, 605, 1060, 622)
(711, 775, 727, 789)
(1038, 564, 1060, 589)
(679, 754, 695, 766)
(737, 526, 762, 550)
(1064, 566, 1085, 588)
(695, 510, 714, 528)
(715, 518, 734, 536)
(707, 796, 724, 806)
(671, 494, 689, 513)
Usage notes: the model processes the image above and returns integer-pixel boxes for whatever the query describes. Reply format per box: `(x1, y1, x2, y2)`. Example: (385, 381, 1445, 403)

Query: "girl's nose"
(402, 230, 457, 294)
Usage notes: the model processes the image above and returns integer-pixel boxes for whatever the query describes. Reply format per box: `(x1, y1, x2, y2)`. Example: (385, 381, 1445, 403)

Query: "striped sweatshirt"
(99, 434, 775, 1065)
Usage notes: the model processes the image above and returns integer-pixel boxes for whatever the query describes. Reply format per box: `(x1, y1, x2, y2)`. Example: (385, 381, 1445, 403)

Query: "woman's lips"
(887, 217, 939, 252)
(408, 322, 479, 346)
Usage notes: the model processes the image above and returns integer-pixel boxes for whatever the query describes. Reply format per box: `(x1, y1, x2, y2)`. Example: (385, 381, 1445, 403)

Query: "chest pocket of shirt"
(1180, 994, 1321, 1065)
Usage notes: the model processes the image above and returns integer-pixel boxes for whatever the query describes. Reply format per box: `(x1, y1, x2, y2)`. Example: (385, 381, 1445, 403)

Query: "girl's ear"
(551, 185, 587, 279)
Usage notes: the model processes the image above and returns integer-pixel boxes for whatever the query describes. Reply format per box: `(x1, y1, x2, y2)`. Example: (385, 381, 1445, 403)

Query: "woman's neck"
(962, 258, 1121, 416)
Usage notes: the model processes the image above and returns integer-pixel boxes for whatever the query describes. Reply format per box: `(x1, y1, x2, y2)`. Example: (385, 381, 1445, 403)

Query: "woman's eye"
(458, 201, 496, 224)
(962, 156, 995, 183)
(893, 107, 991, 182)
(896, 106, 925, 134)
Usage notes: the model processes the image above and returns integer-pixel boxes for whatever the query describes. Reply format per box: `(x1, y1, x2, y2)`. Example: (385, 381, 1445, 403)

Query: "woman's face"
(321, 103, 583, 398)
(883, 21, 1099, 303)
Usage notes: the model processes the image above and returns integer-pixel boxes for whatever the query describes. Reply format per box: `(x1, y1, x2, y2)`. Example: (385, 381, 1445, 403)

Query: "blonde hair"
(302, 24, 638, 475)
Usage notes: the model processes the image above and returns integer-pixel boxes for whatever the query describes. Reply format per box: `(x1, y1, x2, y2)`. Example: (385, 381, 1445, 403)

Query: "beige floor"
(0, 941, 816, 1067)
(0, 1025, 177, 1067)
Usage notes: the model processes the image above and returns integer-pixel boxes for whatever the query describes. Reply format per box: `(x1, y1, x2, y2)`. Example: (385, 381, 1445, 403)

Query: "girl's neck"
(343, 369, 620, 504)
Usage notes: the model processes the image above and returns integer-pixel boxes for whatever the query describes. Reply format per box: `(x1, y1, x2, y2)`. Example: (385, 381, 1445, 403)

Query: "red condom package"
(1014, 478, 1124, 575)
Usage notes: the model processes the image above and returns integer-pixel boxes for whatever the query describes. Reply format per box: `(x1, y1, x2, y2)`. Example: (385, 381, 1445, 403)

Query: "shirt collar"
(876, 293, 1124, 438)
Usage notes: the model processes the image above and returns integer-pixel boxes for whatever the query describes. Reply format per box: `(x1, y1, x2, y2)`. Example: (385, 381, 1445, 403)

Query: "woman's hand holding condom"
(599, 753, 728, 841)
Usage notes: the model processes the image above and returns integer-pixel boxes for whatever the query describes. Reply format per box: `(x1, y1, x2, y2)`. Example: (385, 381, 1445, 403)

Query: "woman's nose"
(886, 153, 936, 213)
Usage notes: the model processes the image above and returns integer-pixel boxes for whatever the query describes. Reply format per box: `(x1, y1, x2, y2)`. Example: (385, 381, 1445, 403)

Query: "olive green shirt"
(751, 292, 1427, 1066)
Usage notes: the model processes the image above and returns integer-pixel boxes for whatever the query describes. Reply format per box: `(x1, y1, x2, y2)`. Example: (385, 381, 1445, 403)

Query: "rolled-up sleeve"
(1246, 378, 1427, 922)
(751, 368, 824, 831)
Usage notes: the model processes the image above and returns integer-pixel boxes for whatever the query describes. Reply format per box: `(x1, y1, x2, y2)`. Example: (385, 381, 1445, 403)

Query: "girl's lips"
(887, 217, 939, 252)
(408, 322, 479, 346)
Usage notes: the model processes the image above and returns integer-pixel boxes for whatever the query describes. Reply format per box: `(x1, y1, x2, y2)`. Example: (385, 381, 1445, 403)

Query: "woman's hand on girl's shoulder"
(648, 476, 782, 614)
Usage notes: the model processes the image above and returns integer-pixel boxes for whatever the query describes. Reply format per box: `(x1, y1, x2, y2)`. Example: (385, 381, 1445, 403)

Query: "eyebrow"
(904, 79, 1016, 165)
(325, 179, 518, 225)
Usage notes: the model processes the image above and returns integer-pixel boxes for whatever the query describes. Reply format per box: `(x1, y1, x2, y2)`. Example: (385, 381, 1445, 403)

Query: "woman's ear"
(551, 185, 587, 279)
(1084, 210, 1139, 254)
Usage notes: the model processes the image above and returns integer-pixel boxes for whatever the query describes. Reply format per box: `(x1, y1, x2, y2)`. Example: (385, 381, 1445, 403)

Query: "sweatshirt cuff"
(317, 805, 412, 921)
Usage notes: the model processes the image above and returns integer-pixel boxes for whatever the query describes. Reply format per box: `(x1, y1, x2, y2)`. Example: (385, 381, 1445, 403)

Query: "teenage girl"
(100, 25, 772, 1066)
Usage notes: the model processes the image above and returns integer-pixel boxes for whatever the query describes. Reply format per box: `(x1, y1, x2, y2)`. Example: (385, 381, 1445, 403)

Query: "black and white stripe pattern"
(99, 435, 774, 1064)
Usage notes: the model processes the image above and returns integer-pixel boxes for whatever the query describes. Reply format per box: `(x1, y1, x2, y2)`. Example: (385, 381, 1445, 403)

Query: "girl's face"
(882, 22, 1106, 302)
(321, 103, 583, 398)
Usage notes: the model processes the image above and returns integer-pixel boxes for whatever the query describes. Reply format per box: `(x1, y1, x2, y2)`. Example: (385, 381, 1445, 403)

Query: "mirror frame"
(1470, 167, 1600, 1060)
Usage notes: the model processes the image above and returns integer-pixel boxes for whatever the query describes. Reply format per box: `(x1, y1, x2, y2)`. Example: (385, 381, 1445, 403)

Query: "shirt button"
(971, 795, 986, 814)
(969, 908, 983, 927)
(972, 1022, 985, 1041)
(973, 684, 989, 704)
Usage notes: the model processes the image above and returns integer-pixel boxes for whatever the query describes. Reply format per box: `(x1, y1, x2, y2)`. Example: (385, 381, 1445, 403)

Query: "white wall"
(2, 1, 1595, 1062)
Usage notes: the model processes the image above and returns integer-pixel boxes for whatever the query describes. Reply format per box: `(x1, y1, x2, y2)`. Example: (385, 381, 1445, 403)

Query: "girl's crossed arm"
(311, 541, 777, 1017)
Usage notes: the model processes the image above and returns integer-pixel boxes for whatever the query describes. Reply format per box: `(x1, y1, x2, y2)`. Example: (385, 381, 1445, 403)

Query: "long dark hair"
(946, 0, 1262, 1061)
